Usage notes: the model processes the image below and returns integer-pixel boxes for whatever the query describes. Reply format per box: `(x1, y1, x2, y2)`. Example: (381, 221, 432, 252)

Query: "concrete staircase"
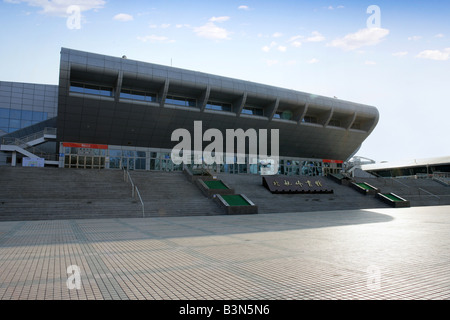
(215, 174, 391, 213)
(2, 167, 448, 222)
(353, 177, 450, 207)
(128, 171, 223, 217)
(0, 167, 141, 221)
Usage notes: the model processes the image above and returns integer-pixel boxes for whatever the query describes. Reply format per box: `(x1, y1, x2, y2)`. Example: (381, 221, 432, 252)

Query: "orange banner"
(63, 142, 108, 149)
(322, 159, 343, 164)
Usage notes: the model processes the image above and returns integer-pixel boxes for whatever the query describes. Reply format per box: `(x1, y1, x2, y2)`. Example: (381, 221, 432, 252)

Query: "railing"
(418, 188, 440, 199)
(123, 169, 145, 218)
(1, 127, 56, 146)
(432, 172, 450, 186)
(19, 127, 57, 145)
(1, 127, 58, 161)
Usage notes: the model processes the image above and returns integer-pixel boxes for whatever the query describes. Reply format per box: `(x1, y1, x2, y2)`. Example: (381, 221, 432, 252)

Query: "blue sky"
(1, 0, 449, 163)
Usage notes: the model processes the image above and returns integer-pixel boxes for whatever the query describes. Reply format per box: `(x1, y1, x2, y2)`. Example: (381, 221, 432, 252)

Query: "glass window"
(32, 111, 42, 121)
(70, 82, 113, 97)
(0, 108, 10, 118)
(135, 158, 146, 170)
(206, 101, 232, 112)
(302, 116, 317, 124)
(137, 151, 146, 158)
(242, 106, 264, 116)
(166, 95, 196, 107)
(120, 89, 157, 102)
(351, 122, 361, 130)
(150, 158, 160, 170)
(10, 109, 21, 119)
(274, 110, 292, 120)
(123, 150, 136, 157)
(329, 119, 341, 127)
(9, 119, 20, 128)
(21, 110, 33, 120)
(109, 157, 121, 169)
(109, 149, 122, 157)
(21, 120, 32, 127)
(69, 84, 84, 93)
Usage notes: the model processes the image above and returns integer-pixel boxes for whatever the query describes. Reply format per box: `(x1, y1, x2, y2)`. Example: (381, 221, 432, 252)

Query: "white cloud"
(137, 35, 175, 43)
(5, 0, 106, 17)
(365, 60, 376, 65)
(193, 16, 231, 40)
(305, 31, 325, 42)
(326, 5, 344, 10)
(416, 48, 450, 61)
(408, 35, 422, 41)
(113, 13, 133, 22)
(209, 16, 230, 23)
(392, 51, 408, 57)
(328, 28, 389, 51)
(289, 35, 303, 42)
(194, 22, 231, 40)
(272, 32, 283, 38)
(238, 5, 250, 10)
(262, 41, 277, 52)
(277, 45, 287, 52)
(308, 58, 319, 64)
(288, 35, 303, 47)
(434, 33, 445, 38)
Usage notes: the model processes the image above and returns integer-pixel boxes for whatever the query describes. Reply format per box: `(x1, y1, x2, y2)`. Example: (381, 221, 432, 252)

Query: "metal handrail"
(1, 127, 57, 161)
(1, 127, 56, 146)
(123, 169, 145, 217)
(418, 188, 440, 199)
(134, 186, 145, 218)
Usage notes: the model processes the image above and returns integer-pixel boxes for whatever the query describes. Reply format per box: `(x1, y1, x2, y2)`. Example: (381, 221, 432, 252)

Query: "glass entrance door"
(122, 158, 135, 170)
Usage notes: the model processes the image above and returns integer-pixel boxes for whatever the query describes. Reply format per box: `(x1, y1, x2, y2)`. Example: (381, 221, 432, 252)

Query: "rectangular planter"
(215, 194, 258, 215)
(351, 182, 380, 195)
(377, 192, 410, 208)
(183, 167, 214, 183)
(196, 179, 235, 198)
(328, 173, 352, 186)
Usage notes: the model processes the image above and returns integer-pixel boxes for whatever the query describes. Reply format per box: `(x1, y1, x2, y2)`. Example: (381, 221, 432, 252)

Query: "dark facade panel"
(57, 48, 379, 161)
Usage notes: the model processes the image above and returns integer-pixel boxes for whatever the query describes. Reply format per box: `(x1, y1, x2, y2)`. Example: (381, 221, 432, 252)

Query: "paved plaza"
(0, 205, 449, 300)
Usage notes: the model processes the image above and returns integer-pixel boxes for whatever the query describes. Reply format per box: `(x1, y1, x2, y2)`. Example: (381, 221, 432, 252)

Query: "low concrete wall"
(376, 193, 410, 208)
(183, 167, 215, 183)
(196, 179, 235, 198)
(351, 182, 380, 195)
(214, 194, 258, 215)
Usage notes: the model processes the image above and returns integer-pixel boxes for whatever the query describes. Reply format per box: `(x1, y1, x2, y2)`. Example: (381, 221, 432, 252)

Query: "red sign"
(63, 142, 108, 150)
(323, 159, 344, 164)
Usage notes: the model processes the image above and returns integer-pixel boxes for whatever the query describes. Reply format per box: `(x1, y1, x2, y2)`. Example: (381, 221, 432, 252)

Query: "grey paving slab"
(0, 206, 449, 300)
